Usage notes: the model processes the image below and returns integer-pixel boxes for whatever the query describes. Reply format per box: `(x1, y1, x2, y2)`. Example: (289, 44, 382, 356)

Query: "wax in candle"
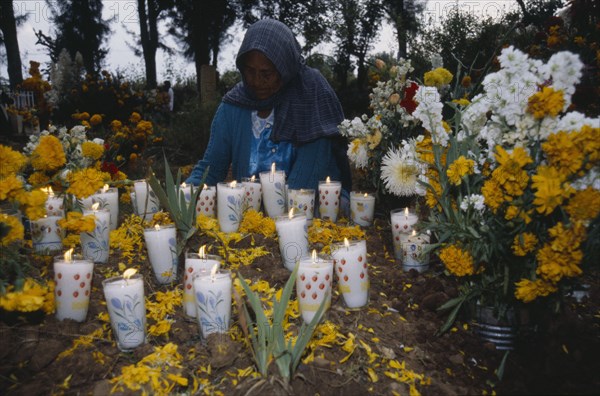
(331, 239, 369, 309)
(193, 270, 232, 337)
(241, 177, 262, 213)
(54, 254, 94, 322)
(183, 252, 222, 317)
(79, 186, 119, 230)
(259, 168, 286, 218)
(31, 215, 64, 255)
(196, 185, 217, 218)
(318, 179, 342, 222)
(143, 224, 178, 284)
(216, 182, 245, 232)
(287, 189, 315, 225)
(350, 192, 376, 227)
(81, 206, 110, 263)
(103, 274, 146, 351)
(134, 180, 160, 221)
(402, 231, 431, 272)
(296, 254, 333, 324)
(390, 208, 419, 259)
(275, 212, 309, 271)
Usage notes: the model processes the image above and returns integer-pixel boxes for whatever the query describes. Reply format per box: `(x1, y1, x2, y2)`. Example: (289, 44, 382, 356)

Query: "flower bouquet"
(396, 46, 599, 332)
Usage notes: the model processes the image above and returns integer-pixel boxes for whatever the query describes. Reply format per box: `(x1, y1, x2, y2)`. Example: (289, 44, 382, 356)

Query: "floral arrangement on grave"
(393, 46, 599, 331)
(338, 58, 453, 198)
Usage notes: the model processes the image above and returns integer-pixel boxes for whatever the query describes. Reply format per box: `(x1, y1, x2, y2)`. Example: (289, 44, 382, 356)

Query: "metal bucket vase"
(472, 305, 519, 350)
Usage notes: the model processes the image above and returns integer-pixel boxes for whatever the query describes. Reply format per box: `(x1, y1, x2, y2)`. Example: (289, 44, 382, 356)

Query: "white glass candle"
(180, 182, 197, 204)
(102, 272, 146, 351)
(259, 164, 286, 218)
(217, 181, 245, 233)
(402, 231, 431, 272)
(390, 207, 419, 259)
(241, 176, 262, 213)
(193, 268, 232, 337)
(287, 189, 315, 225)
(143, 224, 178, 284)
(296, 252, 334, 324)
(134, 179, 160, 221)
(130, 191, 138, 215)
(350, 192, 376, 227)
(196, 185, 217, 218)
(318, 177, 341, 222)
(31, 215, 64, 255)
(331, 239, 369, 309)
(183, 248, 222, 318)
(275, 211, 309, 271)
(53, 251, 94, 322)
(79, 185, 119, 230)
(80, 204, 110, 263)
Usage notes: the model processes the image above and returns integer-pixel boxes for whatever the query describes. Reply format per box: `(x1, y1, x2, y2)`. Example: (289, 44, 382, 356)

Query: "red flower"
(101, 161, 119, 176)
(400, 81, 419, 114)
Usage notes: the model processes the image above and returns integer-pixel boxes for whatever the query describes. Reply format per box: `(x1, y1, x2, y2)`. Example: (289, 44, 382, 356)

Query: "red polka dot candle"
(331, 238, 369, 309)
(196, 184, 217, 218)
(318, 177, 342, 222)
(183, 246, 222, 318)
(242, 176, 262, 213)
(296, 250, 334, 325)
(53, 248, 94, 322)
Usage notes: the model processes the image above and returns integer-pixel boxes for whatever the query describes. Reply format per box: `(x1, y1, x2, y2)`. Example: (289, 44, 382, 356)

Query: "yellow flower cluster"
(30, 135, 66, 171)
(535, 222, 586, 283)
(109, 214, 147, 265)
(511, 232, 538, 256)
(148, 211, 174, 228)
(238, 209, 275, 237)
(482, 146, 532, 212)
(446, 156, 475, 186)
(0, 145, 27, 178)
(81, 141, 104, 160)
(527, 87, 565, 119)
(514, 278, 557, 303)
(438, 245, 474, 276)
(58, 211, 96, 233)
(66, 168, 110, 199)
(0, 278, 55, 314)
(423, 67, 453, 88)
(110, 343, 188, 395)
(308, 219, 365, 251)
(146, 289, 182, 337)
(0, 213, 25, 245)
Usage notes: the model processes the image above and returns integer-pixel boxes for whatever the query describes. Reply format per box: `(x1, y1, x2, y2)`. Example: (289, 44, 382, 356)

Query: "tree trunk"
(138, 0, 157, 88)
(0, 1, 24, 88)
(192, 0, 210, 101)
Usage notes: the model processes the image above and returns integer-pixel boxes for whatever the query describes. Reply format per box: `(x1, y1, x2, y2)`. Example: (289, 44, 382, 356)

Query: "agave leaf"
(290, 290, 329, 373)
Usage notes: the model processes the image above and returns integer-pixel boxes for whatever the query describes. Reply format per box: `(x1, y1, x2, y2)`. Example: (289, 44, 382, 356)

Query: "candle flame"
(344, 238, 350, 248)
(364, 193, 369, 198)
(181, 182, 187, 189)
(102, 184, 109, 192)
(230, 180, 237, 188)
(203, 184, 209, 189)
(210, 263, 219, 279)
(199, 245, 206, 258)
(404, 207, 409, 216)
(41, 186, 54, 196)
(326, 176, 331, 183)
(123, 268, 138, 279)
(91, 202, 100, 211)
(271, 162, 276, 173)
(288, 208, 295, 219)
(154, 224, 161, 231)
(412, 230, 416, 236)
(311, 249, 317, 263)
(64, 248, 74, 262)
(250, 175, 256, 182)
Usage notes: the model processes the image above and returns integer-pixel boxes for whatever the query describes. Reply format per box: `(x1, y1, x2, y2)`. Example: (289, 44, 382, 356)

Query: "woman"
(186, 18, 352, 199)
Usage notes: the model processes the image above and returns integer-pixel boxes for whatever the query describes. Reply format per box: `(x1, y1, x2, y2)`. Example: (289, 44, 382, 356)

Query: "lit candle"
(31, 215, 64, 255)
(350, 192, 376, 227)
(241, 175, 262, 213)
(296, 250, 334, 324)
(133, 179, 160, 221)
(183, 246, 222, 318)
(42, 186, 65, 217)
(80, 202, 110, 263)
(196, 184, 217, 218)
(259, 163, 286, 218)
(331, 238, 369, 309)
(79, 184, 119, 230)
(193, 265, 232, 337)
(402, 230, 431, 272)
(318, 177, 342, 222)
(53, 248, 94, 322)
(102, 268, 146, 351)
(143, 224, 178, 284)
(390, 207, 419, 259)
(275, 210, 309, 271)
(180, 182, 197, 204)
(216, 181, 245, 232)
(287, 188, 315, 225)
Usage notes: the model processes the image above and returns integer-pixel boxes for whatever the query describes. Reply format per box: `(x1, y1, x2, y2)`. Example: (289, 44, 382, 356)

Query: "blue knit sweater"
(185, 102, 352, 193)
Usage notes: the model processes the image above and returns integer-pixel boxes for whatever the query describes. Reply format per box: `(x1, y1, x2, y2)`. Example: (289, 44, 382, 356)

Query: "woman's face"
(241, 50, 282, 100)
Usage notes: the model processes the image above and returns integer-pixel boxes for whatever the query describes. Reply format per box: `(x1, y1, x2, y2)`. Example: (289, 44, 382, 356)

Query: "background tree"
(35, 0, 111, 75)
(381, 0, 424, 59)
(0, 1, 26, 87)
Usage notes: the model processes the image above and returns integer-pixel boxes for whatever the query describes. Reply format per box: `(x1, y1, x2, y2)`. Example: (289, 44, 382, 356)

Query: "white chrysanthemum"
(380, 147, 421, 197)
(571, 166, 600, 191)
(498, 46, 530, 75)
(543, 51, 583, 99)
(347, 139, 369, 169)
(556, 111, 591, 132)
(460, 194, 485, 212)
(414, 86, 447, 146)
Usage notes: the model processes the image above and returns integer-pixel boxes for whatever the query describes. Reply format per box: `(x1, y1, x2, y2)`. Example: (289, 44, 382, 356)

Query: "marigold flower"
(31, 135, 66, 171)
(532, 165, 574, 215)
(424, 67, 453, 88)
(89, 114, 103, 126)
(0, 145, 27, 177)
(439, 245, 474, 276)
(566, 187, 600, 222)
(66, 168, 110, 199)
(0, 174, 23, 201)
(239, 210, 275, 237)
(446, 156, 475, 185)
(1, 213, 25, 245)
(542, 131, 584, 176)
(527, 87, 565, 119)
(512, 232, 538, 256)
(129, 112, 142, 123)
(515, 279, 557, 303)
(81, 141, 104, 160)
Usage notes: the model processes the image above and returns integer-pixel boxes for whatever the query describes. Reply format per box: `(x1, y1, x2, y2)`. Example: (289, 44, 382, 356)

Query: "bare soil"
(1, 215, 599, 396)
